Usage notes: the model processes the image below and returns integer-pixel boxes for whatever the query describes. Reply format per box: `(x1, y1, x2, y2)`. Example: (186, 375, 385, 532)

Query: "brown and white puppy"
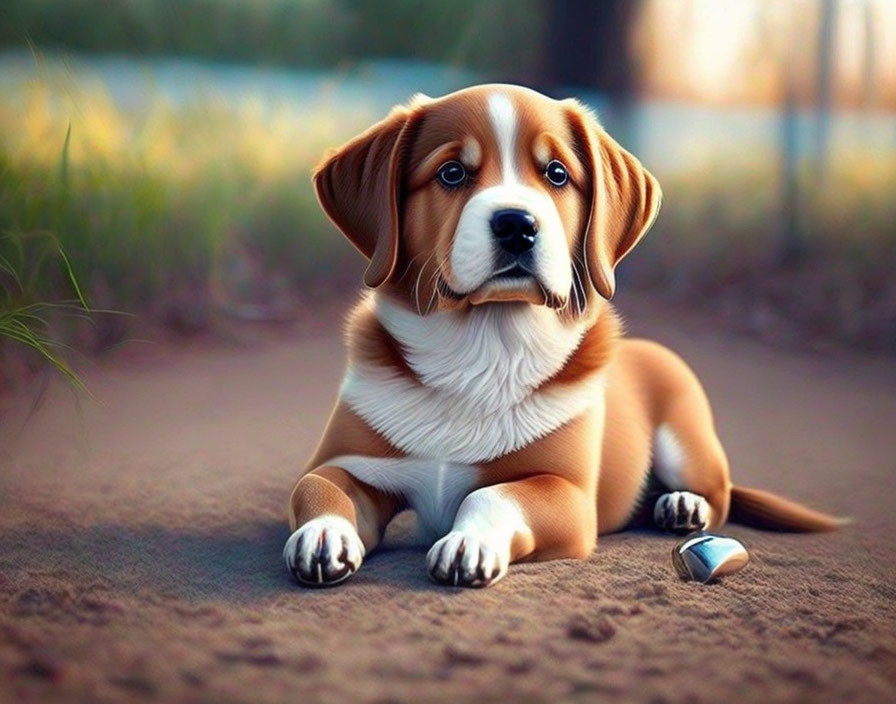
(284, 84, 844, 588)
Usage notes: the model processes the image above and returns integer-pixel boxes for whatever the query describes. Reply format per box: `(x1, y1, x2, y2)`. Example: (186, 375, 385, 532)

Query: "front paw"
(283, 515, 365, 587)
(426, 531, 509, 588)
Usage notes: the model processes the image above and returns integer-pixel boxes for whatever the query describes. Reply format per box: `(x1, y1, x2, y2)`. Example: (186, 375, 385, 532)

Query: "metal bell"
(672, 531, 750, 583)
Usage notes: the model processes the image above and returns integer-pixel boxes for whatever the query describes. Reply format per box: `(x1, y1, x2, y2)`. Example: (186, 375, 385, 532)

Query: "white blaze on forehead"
(488, 92, 519, 184)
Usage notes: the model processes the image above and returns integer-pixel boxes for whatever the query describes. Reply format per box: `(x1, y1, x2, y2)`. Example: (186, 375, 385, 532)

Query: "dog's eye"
(545, 160, 569, 187)
(437, 161, 467, 188)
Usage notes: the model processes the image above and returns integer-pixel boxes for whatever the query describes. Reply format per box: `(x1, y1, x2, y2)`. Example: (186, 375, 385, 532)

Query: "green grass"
(0, 58, 374, 384)
(0, 121, 92, 390)
(0, 232, 91, 391)
(0, 62, 375, 344)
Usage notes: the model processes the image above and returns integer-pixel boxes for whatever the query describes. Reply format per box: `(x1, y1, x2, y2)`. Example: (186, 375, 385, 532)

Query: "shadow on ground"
(0, 515, 456, 605)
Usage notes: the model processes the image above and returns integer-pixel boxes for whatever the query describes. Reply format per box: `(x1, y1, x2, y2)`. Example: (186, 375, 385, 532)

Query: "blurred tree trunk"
(775, 5, 803, 264)
(541, 0, 644, 149)
(779, 79, 802, 264)
(862, 0, 877, 107)
(814, 0, 837, 178)
(542, 0, 640, 95)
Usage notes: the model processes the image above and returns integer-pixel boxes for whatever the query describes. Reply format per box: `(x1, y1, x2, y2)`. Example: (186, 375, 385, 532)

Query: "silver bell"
(672, 532, 750, 583)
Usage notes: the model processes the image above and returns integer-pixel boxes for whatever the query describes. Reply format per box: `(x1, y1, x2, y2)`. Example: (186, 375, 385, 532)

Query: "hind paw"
(655, 491, 709, 533)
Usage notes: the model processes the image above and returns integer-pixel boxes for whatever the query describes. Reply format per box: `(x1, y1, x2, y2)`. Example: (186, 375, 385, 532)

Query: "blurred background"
(1, 0, 895, 389)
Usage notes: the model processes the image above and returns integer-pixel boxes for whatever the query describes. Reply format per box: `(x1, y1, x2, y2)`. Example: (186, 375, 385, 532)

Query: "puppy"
(283, 84, 843, 588)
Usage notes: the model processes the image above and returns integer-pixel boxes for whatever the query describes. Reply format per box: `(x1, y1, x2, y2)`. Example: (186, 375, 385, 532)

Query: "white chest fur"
(339, 295, 604, 465)
(325, 455, 478, 539)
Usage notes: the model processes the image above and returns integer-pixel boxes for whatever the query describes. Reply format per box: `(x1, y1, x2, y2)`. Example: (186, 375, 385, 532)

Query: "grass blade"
(57, 247, 89, 310)
(59, 121, 71, 185)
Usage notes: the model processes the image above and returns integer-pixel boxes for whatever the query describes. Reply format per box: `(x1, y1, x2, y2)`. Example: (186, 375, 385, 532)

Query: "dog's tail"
(728, 485, 850, 532)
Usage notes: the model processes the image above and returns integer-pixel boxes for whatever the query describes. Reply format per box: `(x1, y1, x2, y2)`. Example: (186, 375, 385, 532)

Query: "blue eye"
(545, 160, 569, 187)
(437, 161, 467, 188)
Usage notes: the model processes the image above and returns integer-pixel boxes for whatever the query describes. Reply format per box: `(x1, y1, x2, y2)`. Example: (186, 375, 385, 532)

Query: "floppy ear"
(312, 105, 418, 288)
(567, 103, 662, 300)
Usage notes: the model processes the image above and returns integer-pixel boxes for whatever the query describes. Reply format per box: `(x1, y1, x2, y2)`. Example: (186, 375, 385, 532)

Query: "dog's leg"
(284, 466, 402, 586)
(427, 474, 594, 588)
(651, 417, 731, 533)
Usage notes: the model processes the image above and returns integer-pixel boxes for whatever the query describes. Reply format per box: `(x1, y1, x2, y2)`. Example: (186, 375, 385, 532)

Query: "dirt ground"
(1, 294, 895, 704)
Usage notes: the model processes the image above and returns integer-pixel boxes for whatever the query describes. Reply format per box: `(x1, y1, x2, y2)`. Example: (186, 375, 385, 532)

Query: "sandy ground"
(1, 294, 895, 704)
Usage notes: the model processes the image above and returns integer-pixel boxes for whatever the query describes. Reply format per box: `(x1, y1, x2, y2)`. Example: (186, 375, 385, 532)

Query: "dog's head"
(313, 84, 661, 317)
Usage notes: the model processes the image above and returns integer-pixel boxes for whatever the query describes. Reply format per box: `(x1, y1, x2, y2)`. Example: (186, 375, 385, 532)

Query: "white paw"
(283, 515, 365, 587)
(654, 491, 709, 533)
(426, 531, 509, 588)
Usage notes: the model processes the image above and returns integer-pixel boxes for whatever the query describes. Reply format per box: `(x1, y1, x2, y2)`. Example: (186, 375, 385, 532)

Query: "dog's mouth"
(438, 266, 565, 308)
(492, 263, 532, 280)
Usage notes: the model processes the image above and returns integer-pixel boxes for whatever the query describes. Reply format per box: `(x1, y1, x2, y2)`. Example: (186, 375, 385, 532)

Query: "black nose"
(490, 209, 538, 255)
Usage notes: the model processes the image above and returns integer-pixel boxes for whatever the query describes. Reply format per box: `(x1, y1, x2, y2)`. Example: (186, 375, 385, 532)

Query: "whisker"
(395, 250, 426, 285)
(571, 255, 587, 317)
(426, 279, 439, 315)
(413, 252, 437, 317)
(425, 252, 453, 314)
(426, 252, 451, 289)
(557, 291, 572, 316)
